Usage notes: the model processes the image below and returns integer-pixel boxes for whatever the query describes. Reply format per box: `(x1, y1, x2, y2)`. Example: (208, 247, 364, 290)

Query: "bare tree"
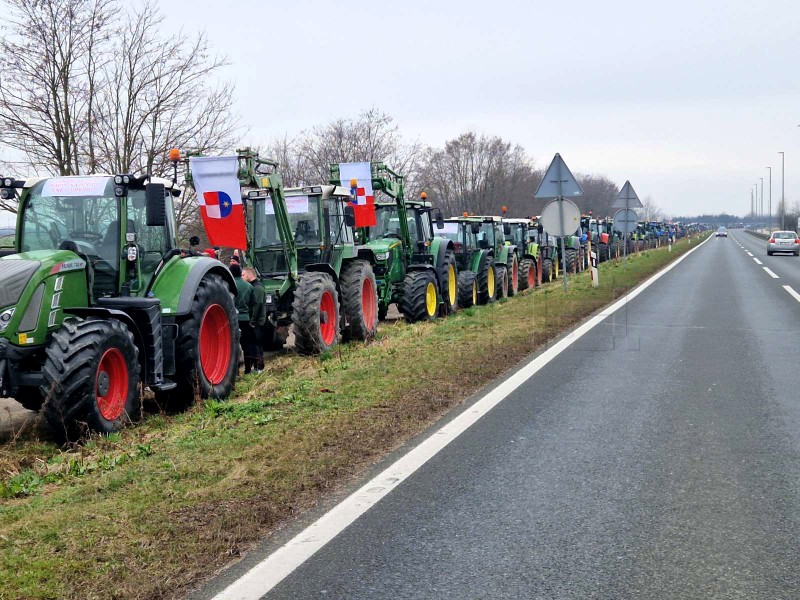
(640, 195, 663, 222)
(416, 131, 538, 217)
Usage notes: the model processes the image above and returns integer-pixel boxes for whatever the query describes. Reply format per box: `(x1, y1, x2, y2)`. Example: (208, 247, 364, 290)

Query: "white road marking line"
(747, 252, 753, 256)
(764, 267, 780, 278)
(753, 258, 763, 265)
(784, 285, 800, 303)
(210, 234, 714, 600)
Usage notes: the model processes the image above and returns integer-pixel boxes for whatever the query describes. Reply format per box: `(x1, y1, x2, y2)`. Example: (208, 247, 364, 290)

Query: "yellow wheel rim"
(472, 282, 477, 305)
(488, 267, 495, 296)
(448, 265, 457, 305)
(425, 281, 437, 316)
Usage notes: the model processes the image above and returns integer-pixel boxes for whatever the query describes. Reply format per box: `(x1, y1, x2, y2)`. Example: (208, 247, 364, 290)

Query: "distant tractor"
(439, 218, 496, 307)
(330, 163, 457, 323)
(502, 218, 541, 291)
(0, 168, 239, 442)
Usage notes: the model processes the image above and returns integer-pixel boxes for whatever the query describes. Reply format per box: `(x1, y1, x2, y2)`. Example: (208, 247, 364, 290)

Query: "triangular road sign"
(534, 153, 583, 199)
(611, 180, 643, 209)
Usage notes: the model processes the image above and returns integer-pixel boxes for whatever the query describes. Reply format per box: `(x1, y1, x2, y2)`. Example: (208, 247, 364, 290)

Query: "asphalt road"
(198, 233, 800, 600)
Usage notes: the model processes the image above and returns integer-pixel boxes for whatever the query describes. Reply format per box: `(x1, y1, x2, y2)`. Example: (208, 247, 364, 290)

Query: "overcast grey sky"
(171, 0, 798, 217)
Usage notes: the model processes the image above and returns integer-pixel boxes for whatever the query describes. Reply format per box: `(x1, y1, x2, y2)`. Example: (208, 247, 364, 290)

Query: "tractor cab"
(16, 175, 178, 301)
(249, 184, 355, 276)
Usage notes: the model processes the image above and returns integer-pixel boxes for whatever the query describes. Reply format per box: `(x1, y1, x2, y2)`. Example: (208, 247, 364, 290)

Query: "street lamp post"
(760, 177, 764, 223)
(767, 166, 772, 231)
(779, 151, 785, 229)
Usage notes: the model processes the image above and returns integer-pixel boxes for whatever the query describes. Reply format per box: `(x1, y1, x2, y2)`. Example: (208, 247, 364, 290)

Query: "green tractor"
(468, 216, 520, 298)
(330, 163, 457, 323)
(439, 217, 497, 307)
(0, 172, 239, 442)
(502, 218, 541, 291)
(531, 216, 559, 283)
(186, 150, 378, 354)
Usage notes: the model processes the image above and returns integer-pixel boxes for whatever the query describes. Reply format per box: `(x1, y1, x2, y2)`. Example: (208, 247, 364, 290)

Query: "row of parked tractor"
(0, 150, 690, 442)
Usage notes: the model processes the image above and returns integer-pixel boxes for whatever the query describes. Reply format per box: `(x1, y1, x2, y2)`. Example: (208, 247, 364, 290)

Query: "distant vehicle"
(767, 231, 800, 256)
(715, 227, 728, 238)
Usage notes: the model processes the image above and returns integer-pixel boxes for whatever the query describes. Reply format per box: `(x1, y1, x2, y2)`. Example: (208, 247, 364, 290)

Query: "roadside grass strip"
(0, 235, 706, 600)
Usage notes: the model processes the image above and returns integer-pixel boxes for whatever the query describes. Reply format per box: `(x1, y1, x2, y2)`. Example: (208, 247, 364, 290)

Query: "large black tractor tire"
(541, 258, 553, 282)
(496, 265, 509, 299)
(340, 260, 379, 342)
(518, 258, 535, 291)
(438, 250, 459, 316)
(155, 274, 239, 412)
(611, 241, 620, 259)
(457, 271, 478, 308)
(42, 318, 140, 444)
(564, 248, 576, 273)
(399, 270, 439, 323)
(598, 243, 608, 263)
(477, 256, 497, 305)
(506, 253, 519, 297)
(292, 272, 340, 354)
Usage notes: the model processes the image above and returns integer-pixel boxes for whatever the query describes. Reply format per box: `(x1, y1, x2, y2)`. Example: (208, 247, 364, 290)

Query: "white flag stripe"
(190, 156, 242, 211)
(338, 162, 373, 206)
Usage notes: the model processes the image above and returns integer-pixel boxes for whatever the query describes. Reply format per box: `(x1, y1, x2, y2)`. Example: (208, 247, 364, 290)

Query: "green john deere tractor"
(185, 149, 378, 354)
(439, 217, 496, 307)
(330, 163, 457, 323)
(502, 218, 540, 291)
(468, 216, 520, 298)
(0, 171, 239, 442)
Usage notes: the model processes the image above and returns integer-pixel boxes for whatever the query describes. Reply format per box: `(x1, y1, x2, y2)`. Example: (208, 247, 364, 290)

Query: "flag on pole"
(190, 156, 247, 249)
(338, 162, 376, 227)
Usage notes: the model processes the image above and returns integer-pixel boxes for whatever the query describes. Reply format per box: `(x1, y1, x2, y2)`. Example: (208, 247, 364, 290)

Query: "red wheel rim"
(528, 267, 535, 288)
(96, 348, 129, 421)
(199, 304, 232, 385)
(512, 260, 518, 290)
(361, 277, 376, 328)
(319, 290, 336, 346)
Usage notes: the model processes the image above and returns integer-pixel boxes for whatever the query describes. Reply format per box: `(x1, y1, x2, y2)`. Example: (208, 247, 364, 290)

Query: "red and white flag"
(190, 156, 247, 249)
(338, 162, 376, 228)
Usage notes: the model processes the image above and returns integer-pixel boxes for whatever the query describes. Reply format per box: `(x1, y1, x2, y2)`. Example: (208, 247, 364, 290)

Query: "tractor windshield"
(370, 206, 418, 241)
(251, 194, 325, 274)
(507, 224, 527, 247)
(476, 222, 495, 249)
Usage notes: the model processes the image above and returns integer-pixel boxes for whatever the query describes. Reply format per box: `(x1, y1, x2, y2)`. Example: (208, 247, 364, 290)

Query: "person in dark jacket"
(231, 263, 258, 374)
(243, 267, 266, 371)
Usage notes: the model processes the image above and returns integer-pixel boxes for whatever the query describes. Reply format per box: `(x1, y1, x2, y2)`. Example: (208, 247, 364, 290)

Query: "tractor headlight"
(0, 307, 15, 332)
(375, 252, 389, 261)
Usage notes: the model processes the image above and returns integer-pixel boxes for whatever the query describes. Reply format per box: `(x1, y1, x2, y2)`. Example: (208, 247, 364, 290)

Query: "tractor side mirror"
(434, 209, 444, 230)
(145, 183, 166, 226)
(503, 223, 511, 236)
(343, 204, 356, 228)
(470, 222, 481, 235)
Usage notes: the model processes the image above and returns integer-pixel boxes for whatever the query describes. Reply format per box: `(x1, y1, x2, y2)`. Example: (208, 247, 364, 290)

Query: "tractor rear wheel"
(292, 272, 340, 354)
(340, 260, 378, 342)
(42, 318, 140, 443)
(564, 248, 576, 273)
(155, 273, 239, 412)
(507, 253, 519, 297)
(400, 270, 439, 322)
(598, 243, 608, 263)
(541, 258, 553, 282)
(518, 258, 535, 291)
(457, 271, 477, 308)
(438, 250, 459, 316)
(477, 256, 497, 305)
(496, 265, 509, 299)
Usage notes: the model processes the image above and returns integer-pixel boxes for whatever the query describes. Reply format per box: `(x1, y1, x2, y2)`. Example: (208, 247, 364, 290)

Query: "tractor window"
(418, 210, 433, 242)
(326, 197, 352, 244)
(21, 177, 120, 295)
(438, 222, 460, 243)
(371, 206, 405, 240)
(127, 191, 171, 288)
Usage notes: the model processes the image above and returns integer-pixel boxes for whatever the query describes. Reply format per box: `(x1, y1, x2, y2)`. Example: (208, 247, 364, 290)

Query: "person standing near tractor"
(243, 267, 266, 371)
(230, 263, 259, 374)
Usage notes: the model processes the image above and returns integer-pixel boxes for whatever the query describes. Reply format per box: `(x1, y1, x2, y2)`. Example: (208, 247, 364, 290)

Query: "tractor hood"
(0, 257, 42, 309)
(363, 238, 400, 257)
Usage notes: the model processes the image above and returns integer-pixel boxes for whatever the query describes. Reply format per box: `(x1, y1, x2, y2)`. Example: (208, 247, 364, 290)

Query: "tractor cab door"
(125, 189, 174, 294)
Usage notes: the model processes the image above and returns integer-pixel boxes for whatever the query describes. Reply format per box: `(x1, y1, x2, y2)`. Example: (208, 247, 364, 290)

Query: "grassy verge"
(0, 235, 707, 599)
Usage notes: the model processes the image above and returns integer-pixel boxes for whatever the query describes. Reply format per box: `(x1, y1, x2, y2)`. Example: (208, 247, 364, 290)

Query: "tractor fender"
(407, 263, 437, 276)
(432, 238, 454, 268)
(355, 248, 377, 265)
(305, 263, 339, 287)
(176, 259, 236, 316)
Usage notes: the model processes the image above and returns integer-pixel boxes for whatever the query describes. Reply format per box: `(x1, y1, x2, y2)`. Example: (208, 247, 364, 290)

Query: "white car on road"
(767, 231, 800, 256)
